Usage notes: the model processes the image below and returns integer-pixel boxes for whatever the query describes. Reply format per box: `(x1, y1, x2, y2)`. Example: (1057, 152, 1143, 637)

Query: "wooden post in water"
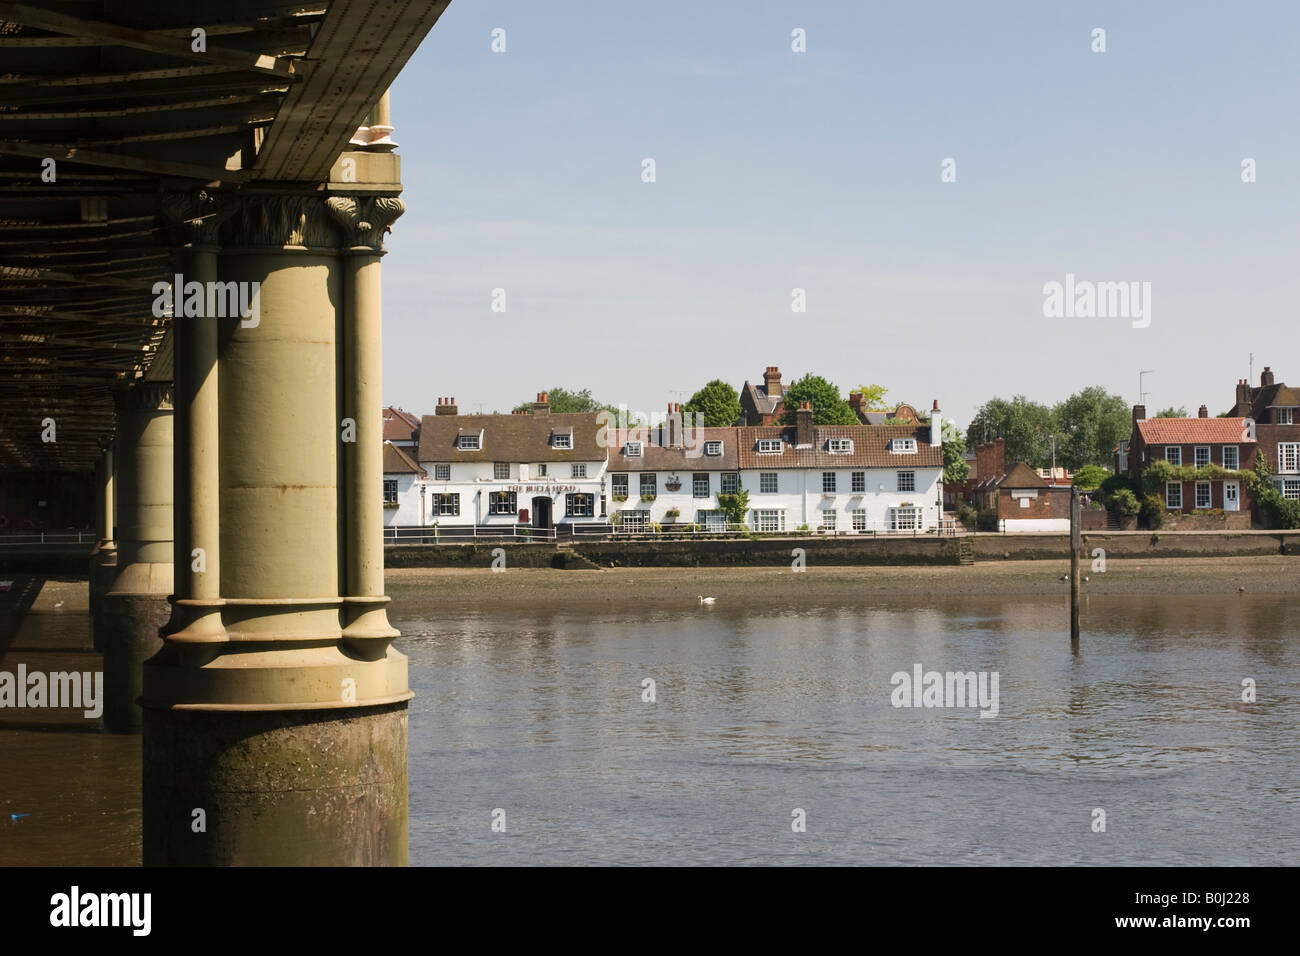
(1070, 486, 1081, 641)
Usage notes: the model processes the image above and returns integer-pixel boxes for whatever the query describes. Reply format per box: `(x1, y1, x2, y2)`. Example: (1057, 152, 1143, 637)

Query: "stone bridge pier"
(99, 385, 173, 732)
(141, 185, 410, 866)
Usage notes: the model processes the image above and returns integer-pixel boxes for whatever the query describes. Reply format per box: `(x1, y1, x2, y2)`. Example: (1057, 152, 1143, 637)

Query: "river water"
(3, 584, 1296, 865)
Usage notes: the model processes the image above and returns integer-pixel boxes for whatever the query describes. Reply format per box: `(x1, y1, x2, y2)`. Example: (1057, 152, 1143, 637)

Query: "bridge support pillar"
(89, 440, 117, 649)
(143, 191, 409, 866)
(100, 384, 174, 732)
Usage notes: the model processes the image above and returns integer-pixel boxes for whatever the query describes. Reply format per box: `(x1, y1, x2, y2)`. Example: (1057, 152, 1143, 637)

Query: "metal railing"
(0, 531, 98, 546)
(384, 520, 959, 543)
(384, 524, 558, 544)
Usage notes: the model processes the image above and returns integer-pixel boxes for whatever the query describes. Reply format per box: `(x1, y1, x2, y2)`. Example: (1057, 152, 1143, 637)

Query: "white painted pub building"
(384, 395, 946, 534)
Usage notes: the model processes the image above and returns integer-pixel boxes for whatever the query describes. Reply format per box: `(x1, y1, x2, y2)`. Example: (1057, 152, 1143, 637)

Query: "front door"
(531, 496, 552, 529)
(1224, 481, 1239, 511)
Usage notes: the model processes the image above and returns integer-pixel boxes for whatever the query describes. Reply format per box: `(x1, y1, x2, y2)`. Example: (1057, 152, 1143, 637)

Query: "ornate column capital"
(160, 190, 241, 248)
(219, 193, 342, 252)
(325, 196, 405, 254)
(114, 382, 175, 412)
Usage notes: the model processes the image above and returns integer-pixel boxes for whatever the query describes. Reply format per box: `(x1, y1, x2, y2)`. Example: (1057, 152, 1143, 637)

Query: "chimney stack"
(435, 396, 458, 416)
(1262, 366, 1275, 387)
(1198, 404, 1208, 418)
(849, 391, 864, 412)
(533, 391, 550, 415)
(930, 399, 942, 447)
(763, 366, 782, 395)
(664, 402, 683, 449)
(795, 401, 813, 447)
(1133, 403, 1146, 425)
(1234, 379, 1252, 416)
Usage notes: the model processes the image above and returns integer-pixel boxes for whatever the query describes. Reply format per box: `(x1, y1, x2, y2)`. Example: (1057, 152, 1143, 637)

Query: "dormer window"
(704, 441, 723, 456)
(757, 439, 783, 454)
(828, 438, 853, 454)
(625, 441, 643, 458)
(1280, 408, 1295, 425)
(890, 438, 917, 454)
(457, 433, 481, 450)
(552, 432, 572, 449)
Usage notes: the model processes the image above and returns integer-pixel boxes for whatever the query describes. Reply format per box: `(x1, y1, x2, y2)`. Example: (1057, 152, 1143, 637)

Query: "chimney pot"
(1198, 404, 1208, 418)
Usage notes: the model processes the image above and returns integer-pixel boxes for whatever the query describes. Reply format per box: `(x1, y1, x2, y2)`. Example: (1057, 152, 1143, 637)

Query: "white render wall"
(609, 466, 944, 532)
(1000, 518, 1071, 533)
(418, 459, 609, 526)
(382, 472, 424, 527)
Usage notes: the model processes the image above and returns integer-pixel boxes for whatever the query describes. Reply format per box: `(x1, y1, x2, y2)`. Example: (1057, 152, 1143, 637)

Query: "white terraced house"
(393, 396, 947, 536)
(414, 394, 609, 532)
(732, 402, 945, 534)
(606, 402, 946, 534)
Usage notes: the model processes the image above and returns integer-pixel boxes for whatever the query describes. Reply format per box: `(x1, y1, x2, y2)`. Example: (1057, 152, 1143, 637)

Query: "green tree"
(716, 479, 750, 528)
(1052, 386, 1131, 469)
(777, 374, 857, 426)
(849, 384, 890, 411)
(1155, 406, 1188, 418)
(682, 379, 741, 427)
(940, 419, 969, 485)
(513, 387, 618, 415)
(1072, 464, 1110, 490)
(965, 396, 1056, 466)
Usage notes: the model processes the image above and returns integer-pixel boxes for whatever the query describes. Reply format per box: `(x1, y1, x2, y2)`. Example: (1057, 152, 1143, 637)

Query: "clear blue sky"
(381, 0, 1300, 426)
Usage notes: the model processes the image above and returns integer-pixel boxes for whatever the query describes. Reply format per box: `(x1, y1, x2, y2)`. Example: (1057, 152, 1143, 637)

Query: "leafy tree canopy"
(513, 387, 618, 415)
(849, 384, 891, 411)
(777, 374, 858, 426)
(965, 395, 1055, 466)
(1155, 406, 1188, 418)
(940, 419, 969, 485)
(682, 379, 742, 428)
(1052, 386, 1131, 470)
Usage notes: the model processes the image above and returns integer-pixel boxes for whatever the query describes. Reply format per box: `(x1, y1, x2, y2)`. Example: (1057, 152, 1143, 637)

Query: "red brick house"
(739, 367, 785, 425)
(1228, 366, 1300, 502)
(973, 459, 1072, 531)
(1128, 404, 1256, 519)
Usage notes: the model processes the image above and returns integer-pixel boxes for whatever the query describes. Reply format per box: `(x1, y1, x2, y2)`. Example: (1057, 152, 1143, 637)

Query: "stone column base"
(99, 591, 169, 732)
(142, 702, 409, 866)
(88, 550, 118, 650)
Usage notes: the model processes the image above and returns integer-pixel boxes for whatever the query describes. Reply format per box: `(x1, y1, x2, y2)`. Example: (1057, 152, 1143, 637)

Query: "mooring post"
(1070, 485, 1081, 641)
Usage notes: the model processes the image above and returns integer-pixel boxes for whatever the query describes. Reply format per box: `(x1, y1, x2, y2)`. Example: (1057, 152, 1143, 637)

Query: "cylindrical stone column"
(328, 196, 404, 656)
(160, 191, 231, 647)
(142, 193, 411, 866)
(89, 439, 117, 648)
(101, 383, 174, 732)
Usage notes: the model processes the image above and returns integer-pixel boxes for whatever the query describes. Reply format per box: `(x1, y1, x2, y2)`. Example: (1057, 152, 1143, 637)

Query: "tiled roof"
(606, 427, 739, 471)
(417, 412, 603, 462)
(1260, 384, 1300, 410)
(735, 424, 941, 469)
(856, 404, 921, 426)
(743, 380, 782, 416)
(996, 461, 1048, 488)
(1137, 417, 1255, 444)
(383, 441, 425, 476)
(383, 406, 421, 442)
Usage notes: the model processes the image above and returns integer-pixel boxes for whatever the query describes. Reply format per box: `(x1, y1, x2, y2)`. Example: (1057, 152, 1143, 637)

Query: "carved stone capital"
(220, 194, 341, 251)
(325, 196, 405, 253)
(160, 190, 241, 248)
